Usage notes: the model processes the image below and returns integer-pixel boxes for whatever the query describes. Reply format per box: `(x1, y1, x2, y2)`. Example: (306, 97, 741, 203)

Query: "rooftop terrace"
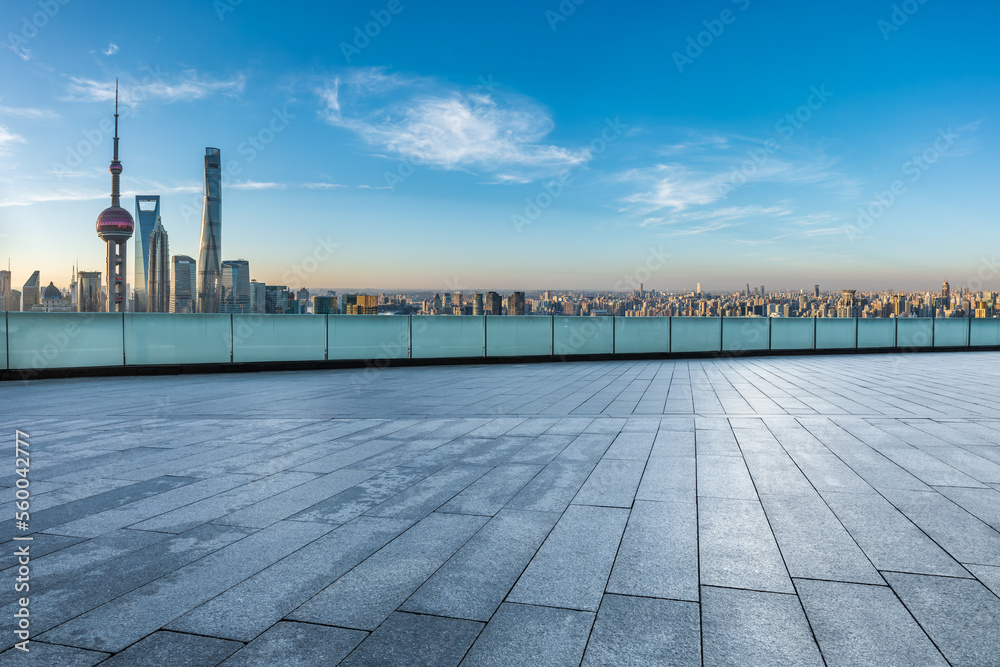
(3, 352, 1000, 665)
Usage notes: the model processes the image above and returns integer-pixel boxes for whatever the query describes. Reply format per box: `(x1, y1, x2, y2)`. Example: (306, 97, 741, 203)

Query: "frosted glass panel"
(412, 316, 484, 359)
(722, 318, 769, 352)
(815, 318, 856, 349)
(553, 317, 613, 356)
(614, 317, 669, 354)
(897, 318, 933, 349)
(328, 315, 409, 360)
(486, 316, 552, 357)
(770, 318, 814, 350)
(125, 314, 231, 365)
(671, 318, 721, 353)
(857, 319, 895, 348)
(233, 315, 326, 363)
(934, 319, 969, 348)
(0, 313, 6, 370)
(7, 313, 123, 371)
(971, 319, 1000, 347)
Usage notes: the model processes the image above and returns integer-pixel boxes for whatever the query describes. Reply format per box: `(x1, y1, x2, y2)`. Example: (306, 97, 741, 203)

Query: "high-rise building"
(133, 195, 160, 312)
(814, 284, 820, 298)
(21, 271, 40, 311)
(696, 283, 702, 294)
(295, 288, 310, 313)
(77, 272, 103, 312)
(170, 255, 197, 313)
(0, 270, 11, 311)
(472, 292, 483, 315)
(485, 291, 502, 315)
(148, 217, 170, 313)
(265, 285, 289, 314)
(942, 281, 951, 301)
(250, 280, 267, 314)
(197, 147, 223, 313)
(95, 83, 134, 313)
(9, 290, 20, 312)
(221, 260, 251, 313)
(509, 291, 526, 316)
(345, 294, 378, 315)
(312, 295, 337, 314)
(837, 289, 857, 318)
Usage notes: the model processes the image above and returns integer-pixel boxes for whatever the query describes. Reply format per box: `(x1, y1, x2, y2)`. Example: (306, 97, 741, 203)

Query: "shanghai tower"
(197, 147, 222, 313)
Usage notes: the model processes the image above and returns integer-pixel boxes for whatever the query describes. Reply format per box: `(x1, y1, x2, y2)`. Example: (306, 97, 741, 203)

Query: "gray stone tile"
(505, 434, 574, 464)
(460, 603, 594, 667)
(37, 521, 333, 653)
(967, 563, 1000, 598)
(698, 497, 794, 594)
(440, 464, 543, 516)
(289, 512, 487, 630)
(760, 493, 883, 585)
(822, 491, 969, 577)
(168, 516, 413, 641)
(221, 622, 366, 666)
(633, 455, 694, 506)
(603, 431, 655, 460)
(98, 631, 242, 666)
(582, 594, 699, 666)
(507, 504, 628, 611)
(402, 509, 560, 621)
(935, 486, 1000, 531)
(741, 451, 815, 496)
(696, 428, 742, 456)
(796, 578, 948, 666)
(364, 464, 491, 520)
(880, 487, 1000, 565)
(697, 454, 758, 500)
(288, 465, 437, 525)
(885, 572, 1000, 667)
(701, 587, 823, 667)
(607, 500, 698, 601)
(572, 458, 645, 508)
(0, 642, 109, 666)
(341, 612, 483, 667)
(649, 428, 695, 457)
(506, 459, 598, 513)
(460, 435, 534, 466)
(215, 468, 379, 528)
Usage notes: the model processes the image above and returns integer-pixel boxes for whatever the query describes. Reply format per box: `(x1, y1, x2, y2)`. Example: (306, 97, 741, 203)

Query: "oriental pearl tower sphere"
(96, 80, 134, 313)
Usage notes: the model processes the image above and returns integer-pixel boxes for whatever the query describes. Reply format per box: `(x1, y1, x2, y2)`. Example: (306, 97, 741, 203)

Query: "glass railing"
(1, 313, 996, 376)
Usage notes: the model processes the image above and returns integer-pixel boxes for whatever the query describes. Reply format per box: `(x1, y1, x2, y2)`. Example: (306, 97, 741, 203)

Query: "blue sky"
(1, 0, 997, 292)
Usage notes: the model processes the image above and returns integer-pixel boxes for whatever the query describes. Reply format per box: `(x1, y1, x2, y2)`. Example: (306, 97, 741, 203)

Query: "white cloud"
(317, 69, 590, 182)
(303, 182, 349, 190)
(0, 126, 26, 155)
(63, 70, 246, 106)
(0, 105, 58, 120)
(103, 42, 119, 56)
(230, 180, 285, 190)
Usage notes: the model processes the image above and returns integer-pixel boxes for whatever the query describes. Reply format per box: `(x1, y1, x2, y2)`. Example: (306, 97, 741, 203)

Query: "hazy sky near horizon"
(0, 0, 997, 293)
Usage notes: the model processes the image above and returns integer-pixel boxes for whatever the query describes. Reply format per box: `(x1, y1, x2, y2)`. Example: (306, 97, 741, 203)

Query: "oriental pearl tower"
(96, 80, 134, 313)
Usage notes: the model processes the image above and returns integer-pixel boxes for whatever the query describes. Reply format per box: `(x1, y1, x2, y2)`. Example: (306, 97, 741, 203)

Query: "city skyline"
(1, 0, 998, 291)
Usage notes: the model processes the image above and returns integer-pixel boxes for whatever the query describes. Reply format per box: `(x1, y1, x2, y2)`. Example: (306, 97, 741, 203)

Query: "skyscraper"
(250, 279, 266, 314)
(95, 82, 134, 313)
(148, 217, 170, 313)
(0, 270, 11, 311)
(21, 271, 40, 311)
(472, 293, 483, 315)
(221, 260, 251, 313)
(170, 255, 197, 313)
(485, 291, 502, 315)
(942, 281, 950, 301)
(77, 271, 103, 313)
(814, 284, 820, 298)
(197, 147, 222, 313)
(509, 291, 526, 315)
(134, 195, 160, 312)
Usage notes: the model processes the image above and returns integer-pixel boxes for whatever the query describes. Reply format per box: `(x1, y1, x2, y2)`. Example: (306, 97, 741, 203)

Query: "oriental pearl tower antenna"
(96, 79, 134, 313)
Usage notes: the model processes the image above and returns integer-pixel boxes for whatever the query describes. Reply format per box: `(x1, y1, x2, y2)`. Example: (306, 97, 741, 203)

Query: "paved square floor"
(2, 351, 1000, 665)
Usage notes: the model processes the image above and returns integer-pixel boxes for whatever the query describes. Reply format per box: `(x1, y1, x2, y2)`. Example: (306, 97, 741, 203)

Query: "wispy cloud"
(303, 182, 349, 190)
(63, 70, 246, 106)
(0, 186, 106, 208)
(0, 105, 59, 120)
(317, 68, 590, 182)
(0, 126, 26, 155)
(230, 180, 285, 190)
(103, 42, 119, 56)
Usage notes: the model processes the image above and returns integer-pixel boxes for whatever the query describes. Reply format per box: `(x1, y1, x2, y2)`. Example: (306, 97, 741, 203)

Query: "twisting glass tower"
(96, 80, 134, 313)
(197, 148, 222, 313)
